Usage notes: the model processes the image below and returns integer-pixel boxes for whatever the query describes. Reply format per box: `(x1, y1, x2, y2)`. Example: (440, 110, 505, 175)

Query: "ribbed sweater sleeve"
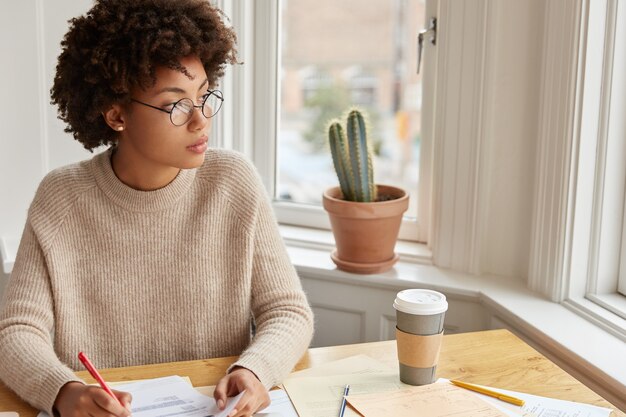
(225, 156, 314, 387)
(0, 221, 83, 415)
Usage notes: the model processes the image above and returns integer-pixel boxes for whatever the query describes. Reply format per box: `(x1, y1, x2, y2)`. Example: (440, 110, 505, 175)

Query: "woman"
(0, 1, 314, 417)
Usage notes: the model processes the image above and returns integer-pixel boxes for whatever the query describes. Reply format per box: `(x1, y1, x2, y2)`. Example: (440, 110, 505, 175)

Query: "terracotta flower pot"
(322, 184, 409, 274)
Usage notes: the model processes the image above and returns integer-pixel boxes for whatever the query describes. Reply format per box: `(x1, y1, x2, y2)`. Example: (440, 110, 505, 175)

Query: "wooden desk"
(0, 329, 622, 416)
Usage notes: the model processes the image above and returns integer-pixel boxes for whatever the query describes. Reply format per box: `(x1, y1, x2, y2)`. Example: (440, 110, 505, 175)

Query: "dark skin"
(53, 56, 270, 417)
(106, 55, 212, 191)
(54, 383, 132, 417)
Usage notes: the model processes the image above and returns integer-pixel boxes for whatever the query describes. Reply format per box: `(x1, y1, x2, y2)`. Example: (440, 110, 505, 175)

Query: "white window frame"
(564, 0, 626, 332)
(219, 0, 435, 245)
(531, 0, 626, 340)
(611, 3, 626, 300)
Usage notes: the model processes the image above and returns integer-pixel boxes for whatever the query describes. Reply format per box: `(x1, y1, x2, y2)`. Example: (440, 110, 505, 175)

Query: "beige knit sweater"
(0, 148, 314, 415)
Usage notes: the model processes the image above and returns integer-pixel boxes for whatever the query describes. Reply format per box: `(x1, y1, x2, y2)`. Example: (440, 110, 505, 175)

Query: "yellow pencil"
(450, 379, 526, 407)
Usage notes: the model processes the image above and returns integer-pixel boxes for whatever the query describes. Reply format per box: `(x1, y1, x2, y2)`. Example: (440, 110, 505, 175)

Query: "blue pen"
(339, 384, 350, 417)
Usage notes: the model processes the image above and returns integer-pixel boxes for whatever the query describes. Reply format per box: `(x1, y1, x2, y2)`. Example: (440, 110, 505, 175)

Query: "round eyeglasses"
(130, 89, 224, 126)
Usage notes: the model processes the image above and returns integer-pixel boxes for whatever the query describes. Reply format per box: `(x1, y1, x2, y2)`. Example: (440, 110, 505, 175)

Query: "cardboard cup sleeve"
(396, 328, 443, 368)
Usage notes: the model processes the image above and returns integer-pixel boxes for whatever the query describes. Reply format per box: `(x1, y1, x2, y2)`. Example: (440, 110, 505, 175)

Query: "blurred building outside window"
(277, 0, 425, 222)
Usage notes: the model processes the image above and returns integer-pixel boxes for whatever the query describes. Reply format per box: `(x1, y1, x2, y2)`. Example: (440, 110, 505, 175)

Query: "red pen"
(78, 352, 123, 406)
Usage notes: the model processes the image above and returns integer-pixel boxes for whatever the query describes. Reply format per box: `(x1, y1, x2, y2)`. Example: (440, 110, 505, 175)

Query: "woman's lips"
(187, 137, 208, 154)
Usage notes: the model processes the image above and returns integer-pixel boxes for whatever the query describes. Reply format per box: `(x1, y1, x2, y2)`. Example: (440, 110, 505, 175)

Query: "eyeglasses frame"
(130, 89, 224, 126)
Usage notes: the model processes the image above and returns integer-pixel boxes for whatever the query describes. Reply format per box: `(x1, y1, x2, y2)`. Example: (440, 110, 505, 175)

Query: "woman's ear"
(102, 104, 126, 132)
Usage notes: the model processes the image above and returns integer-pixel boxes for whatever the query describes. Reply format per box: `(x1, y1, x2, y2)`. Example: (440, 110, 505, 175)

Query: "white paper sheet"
(256, 389, 299, 417)
(484, 386, 612, 417)
(195, 386, 299, 416)
(37, 376, 243, 417)
(283, 355, 402, 417)
(287, 354, 394, 379)
(437, 379, 613, 417)
(283, 371, 408, 417)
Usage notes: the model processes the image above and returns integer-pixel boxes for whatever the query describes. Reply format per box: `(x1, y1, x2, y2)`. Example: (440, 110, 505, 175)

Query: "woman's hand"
(53, 381, 132, 417)
(213, 366, 270, 417)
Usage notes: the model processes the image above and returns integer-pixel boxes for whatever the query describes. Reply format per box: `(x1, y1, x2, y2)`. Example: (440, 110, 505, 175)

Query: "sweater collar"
(90, 148, 197, 212)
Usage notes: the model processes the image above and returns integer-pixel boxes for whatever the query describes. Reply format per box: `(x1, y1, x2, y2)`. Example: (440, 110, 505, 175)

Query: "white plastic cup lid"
(393, 289, 448, 315)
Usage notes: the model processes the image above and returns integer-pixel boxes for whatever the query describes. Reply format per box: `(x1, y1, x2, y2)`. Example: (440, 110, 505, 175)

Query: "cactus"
(328, 109, 377, 202)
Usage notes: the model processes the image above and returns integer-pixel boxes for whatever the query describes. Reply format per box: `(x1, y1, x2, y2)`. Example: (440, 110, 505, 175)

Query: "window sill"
(564, 294, 626, 340)
(279, 225, 432, 264)
(282, 233, 626, 409)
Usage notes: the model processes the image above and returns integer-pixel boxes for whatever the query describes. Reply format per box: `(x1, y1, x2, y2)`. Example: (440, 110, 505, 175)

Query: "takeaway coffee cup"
(393, 289, 448, 385)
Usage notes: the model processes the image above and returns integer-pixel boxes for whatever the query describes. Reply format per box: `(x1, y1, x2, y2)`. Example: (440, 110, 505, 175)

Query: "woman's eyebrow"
(197, 78, 208, 91)
(155, 87, 186, 95)
(154, 78, 209, 96)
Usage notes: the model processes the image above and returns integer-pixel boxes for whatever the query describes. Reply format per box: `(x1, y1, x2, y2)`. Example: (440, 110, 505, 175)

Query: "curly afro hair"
(51, 0, 238, 151)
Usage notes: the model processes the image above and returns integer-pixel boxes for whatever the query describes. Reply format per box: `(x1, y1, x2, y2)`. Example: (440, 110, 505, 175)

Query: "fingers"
(215, 367, 270, 416)
(112, 389, 133, 412)
(91, 388, 131, 417)
(228, 389, 271, 417)
(227, 393, 249, 417)
(54, 383, 130, 417)
(227, 395, 269, 416)
(214, 374, 230, 410)
(260, 393, 271, 410)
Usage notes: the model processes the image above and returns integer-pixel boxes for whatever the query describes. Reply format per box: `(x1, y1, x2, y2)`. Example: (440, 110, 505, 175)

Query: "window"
(346, 67, 378, 107)
(236, 0, 433, 243)
(565, 0, 626, 336)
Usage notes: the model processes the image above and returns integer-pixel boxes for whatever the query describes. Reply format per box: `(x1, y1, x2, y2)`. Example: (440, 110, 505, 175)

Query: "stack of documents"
(36, 375, 297, 417)
(32, 359, 614, 417)
(110, 376, 235, 417)
(283, 355, 509, 417)
(343, 381, 614, 417)
(283, 355, 405, 417)
(344, 383, 510, 417)
(282, 355, 614, 417)
(36, 376, 237, 417)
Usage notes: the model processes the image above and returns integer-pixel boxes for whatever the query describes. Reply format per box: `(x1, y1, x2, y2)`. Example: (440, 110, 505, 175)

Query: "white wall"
(0, 2, 47, 252)
(0, 1, 95, 290)
(431, 0, 544, 281)
(478, 0, 543, 279)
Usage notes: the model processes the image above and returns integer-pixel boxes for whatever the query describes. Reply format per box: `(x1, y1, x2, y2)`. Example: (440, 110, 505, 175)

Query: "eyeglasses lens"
(203, 91, 223, 118)
(169, 91, 223, 126)
(171, 99, 194, 126)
